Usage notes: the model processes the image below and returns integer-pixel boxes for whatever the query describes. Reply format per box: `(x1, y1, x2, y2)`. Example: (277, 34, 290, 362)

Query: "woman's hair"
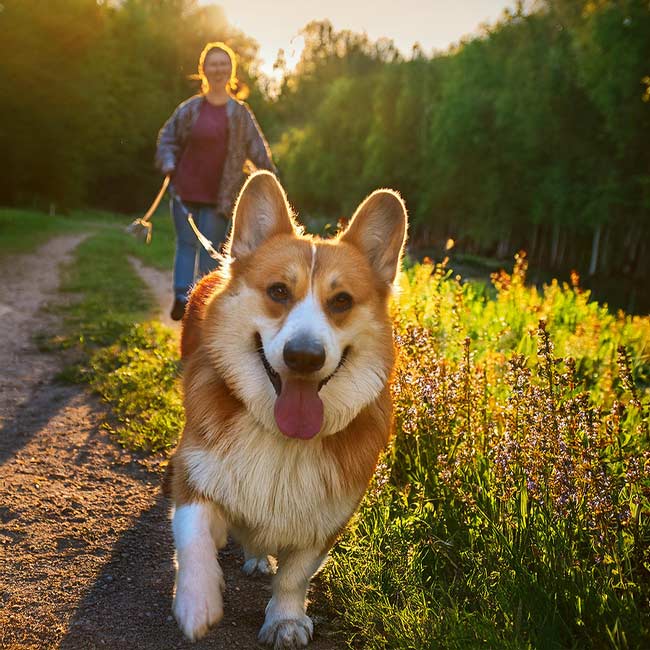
(196, 41, 249, 100)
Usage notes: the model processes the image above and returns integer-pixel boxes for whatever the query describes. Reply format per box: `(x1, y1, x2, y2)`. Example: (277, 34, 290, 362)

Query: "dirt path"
(128, 256, 178, 330)
(0, 234, 88, 431)
(0, 240, 343, 650)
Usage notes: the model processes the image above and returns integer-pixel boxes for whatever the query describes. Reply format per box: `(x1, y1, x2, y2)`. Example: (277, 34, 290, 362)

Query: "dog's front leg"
(258, 547, 326, 649)
(172, 502, 227, 641)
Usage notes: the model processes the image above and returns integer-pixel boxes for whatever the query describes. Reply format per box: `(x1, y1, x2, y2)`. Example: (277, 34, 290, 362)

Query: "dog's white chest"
(183, 423, 358, 550)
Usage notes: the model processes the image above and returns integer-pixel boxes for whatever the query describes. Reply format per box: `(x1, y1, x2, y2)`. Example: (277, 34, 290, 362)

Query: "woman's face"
(203, 49, 233, 90)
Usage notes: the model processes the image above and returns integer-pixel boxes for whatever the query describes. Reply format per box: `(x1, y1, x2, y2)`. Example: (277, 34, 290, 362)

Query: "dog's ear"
(340, 190, 408, 285)
(227, 171, 295, 259)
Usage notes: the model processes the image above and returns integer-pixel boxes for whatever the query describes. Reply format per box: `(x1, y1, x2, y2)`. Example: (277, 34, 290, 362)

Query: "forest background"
(1, 0, 649, 311)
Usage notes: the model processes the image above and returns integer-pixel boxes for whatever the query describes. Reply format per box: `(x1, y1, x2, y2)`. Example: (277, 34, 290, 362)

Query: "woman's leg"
(171, 198, 199, 304)
(197, 207, 229, 278)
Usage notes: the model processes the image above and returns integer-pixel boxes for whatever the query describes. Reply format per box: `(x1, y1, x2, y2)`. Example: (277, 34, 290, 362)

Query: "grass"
(58, 228, 153, 344)
(7, 206, 648, 647)
(0, 201, 174, 262)
(52, 214, 184, 452)
(0, 208, 88, 256)
(87, 321, 183, 450)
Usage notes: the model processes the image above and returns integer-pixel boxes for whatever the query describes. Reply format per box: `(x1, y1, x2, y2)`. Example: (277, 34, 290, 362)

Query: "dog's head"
(202, 171, 407, 439)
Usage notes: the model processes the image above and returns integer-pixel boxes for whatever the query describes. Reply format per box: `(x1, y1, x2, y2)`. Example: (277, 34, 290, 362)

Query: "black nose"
(283, 335, 326, 373)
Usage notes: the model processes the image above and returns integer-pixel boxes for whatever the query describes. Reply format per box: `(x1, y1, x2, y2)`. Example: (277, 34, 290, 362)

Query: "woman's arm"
(243, 105, 277, 174)
(155, 106, 182, 175)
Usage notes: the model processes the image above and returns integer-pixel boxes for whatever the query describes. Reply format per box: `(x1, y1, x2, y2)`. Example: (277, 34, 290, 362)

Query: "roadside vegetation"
(25, 205, 646, 648)
(52, 210, 184, 452)
(323, 256, 650, 648)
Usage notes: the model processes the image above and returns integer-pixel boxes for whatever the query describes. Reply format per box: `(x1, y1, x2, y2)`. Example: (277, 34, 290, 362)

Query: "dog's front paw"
(242, 555, 276, 576)
(258, 614, 313, 649)
(173, 563, 224, 641)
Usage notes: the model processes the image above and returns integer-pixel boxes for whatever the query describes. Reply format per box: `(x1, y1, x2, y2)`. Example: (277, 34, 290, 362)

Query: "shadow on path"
(0, 380, 80, 465)
(60, 491, 344, 650)
(60, 494, 270, 650)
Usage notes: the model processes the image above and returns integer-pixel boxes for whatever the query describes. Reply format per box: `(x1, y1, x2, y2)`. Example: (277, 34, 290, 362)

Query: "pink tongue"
(274, 378, 324, 439)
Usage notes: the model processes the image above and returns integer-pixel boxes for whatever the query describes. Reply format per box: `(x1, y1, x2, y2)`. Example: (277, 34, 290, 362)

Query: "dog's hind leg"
(172, 502, 227, 641)
(242, 547, 277, 576)
(258, 547, 326, 649)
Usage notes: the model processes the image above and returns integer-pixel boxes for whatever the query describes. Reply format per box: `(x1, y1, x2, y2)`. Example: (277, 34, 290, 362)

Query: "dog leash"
(167, 185, 222, 261)
(144, 175, 171, 221)
(128, 175, 222, 260)
(125, 175, 170, 244)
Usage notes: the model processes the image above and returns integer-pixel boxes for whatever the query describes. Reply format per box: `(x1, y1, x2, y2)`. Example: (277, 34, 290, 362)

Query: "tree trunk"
(550, 223, 560, 268)
(637, 234, 648, 279)
(600, 225, 610, 274)
(557, 228, 568, 269)
(530, 223, 540, 260)
(536, 227, 547, 266)
(496, 230, 510, 260)
(588, 223, 601, 276)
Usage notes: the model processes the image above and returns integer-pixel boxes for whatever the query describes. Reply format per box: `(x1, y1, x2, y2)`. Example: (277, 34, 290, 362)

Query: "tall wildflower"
(319, 255, 650, 650)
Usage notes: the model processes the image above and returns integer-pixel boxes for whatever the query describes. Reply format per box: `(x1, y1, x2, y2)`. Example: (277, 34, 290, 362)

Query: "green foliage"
(0, 208, 86, 256)
(323, 257, 650, 649)
(277, 74, 378, 216)
(88, 322, 183, 451)
(0, 0, 108, 207)
(55, 225, 182, 450)
(269, 6, 650, 283)
(0, 0, 261, 212)
(4, 3, 650, 284)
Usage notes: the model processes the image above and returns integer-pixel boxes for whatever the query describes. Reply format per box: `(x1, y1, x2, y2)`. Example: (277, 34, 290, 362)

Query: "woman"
(156, 42, 276, 320)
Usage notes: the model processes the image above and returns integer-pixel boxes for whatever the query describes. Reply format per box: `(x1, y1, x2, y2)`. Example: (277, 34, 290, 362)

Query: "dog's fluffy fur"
(164, 171, 407, 648)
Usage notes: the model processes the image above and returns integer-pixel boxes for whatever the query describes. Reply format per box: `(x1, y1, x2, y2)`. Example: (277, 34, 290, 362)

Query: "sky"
(205, 0, 522, 76)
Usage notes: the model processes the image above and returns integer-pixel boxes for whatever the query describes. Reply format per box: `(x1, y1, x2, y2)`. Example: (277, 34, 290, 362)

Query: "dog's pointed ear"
(227, 171, 295, 260)
(340, 190, 408, 285)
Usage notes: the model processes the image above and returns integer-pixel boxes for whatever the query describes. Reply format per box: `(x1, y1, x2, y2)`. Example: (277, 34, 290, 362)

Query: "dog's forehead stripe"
(310, 244, 351, 294)
(310, 242, 317, 289)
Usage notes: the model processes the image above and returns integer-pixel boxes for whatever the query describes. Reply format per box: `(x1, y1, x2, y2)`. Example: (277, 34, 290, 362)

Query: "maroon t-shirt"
(173, 100, 228, 204)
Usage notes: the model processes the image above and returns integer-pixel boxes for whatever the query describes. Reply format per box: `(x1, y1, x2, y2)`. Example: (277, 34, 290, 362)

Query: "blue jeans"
(171, 198, 229, 303)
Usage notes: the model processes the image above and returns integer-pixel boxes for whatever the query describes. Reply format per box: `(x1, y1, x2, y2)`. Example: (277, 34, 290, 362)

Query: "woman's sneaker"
(170, 298, 186, 321)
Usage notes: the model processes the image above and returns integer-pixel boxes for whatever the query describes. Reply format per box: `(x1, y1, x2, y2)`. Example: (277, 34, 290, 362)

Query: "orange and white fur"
(165, 171, 407, 648)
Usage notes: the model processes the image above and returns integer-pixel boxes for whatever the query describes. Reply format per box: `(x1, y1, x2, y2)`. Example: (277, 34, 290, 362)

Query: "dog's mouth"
(254, 333, 350, 440)
(255, 333, 282, 395)
(254, 333, 350, 395)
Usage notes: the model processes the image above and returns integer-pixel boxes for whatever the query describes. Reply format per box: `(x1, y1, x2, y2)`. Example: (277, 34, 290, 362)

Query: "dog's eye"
(329, 292, 353, 313)
(267, 282, 291, 303)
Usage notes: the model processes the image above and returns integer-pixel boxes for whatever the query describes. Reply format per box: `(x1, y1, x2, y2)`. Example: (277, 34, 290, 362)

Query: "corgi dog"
(164, 171, 407, 648)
